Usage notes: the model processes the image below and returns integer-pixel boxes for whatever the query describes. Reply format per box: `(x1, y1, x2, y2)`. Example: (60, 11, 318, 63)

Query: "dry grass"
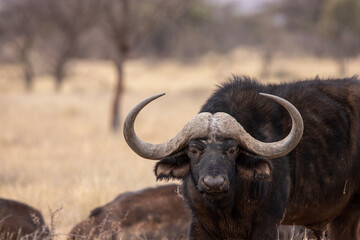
(0, 47, 359, 238)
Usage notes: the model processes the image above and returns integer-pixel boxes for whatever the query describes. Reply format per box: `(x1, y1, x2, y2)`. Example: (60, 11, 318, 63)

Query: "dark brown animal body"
(68, 184, 191, 240)
(0, 198, 49, 240)
(124, 77, 360, 240)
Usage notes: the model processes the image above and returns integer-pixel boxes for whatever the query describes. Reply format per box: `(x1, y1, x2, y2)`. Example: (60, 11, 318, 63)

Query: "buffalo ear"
(154, 152, 190, 180)
(236, 152, 272, 180)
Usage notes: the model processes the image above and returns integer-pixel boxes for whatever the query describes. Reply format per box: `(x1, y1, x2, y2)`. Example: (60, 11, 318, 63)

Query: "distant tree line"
(0, 0, 359, 130)
(278, 0, 360, 74)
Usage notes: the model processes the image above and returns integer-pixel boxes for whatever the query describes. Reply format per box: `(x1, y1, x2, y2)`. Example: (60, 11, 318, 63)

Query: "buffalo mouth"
(200, 188, 230, 195)
(200, 189, 231, 201)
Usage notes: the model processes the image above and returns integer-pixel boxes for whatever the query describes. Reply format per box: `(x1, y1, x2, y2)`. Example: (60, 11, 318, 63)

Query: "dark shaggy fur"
(68, 185, 191, 240)
(155, 76, 360, 240)
(0, 198, 49, 240)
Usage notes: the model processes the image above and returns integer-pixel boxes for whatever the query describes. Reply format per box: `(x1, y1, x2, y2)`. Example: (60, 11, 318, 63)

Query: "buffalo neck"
(183, 175, 265, 239)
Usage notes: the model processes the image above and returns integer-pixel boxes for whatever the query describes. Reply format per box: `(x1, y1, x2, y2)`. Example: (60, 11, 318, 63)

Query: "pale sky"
(208, 0, 279, 14)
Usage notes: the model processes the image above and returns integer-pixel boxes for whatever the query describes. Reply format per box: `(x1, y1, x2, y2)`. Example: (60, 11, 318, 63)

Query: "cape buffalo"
(68, 184, 191, 240)
(123, 76, 360, 240)
(0, 198, 49, 240)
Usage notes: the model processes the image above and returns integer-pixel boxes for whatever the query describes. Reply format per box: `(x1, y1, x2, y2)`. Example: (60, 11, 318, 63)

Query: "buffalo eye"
(187, 146, 203, 160)
(225, 146, 238, 158)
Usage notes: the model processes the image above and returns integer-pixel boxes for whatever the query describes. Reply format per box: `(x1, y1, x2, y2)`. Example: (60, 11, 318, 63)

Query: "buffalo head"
(123, 93, 303, 198)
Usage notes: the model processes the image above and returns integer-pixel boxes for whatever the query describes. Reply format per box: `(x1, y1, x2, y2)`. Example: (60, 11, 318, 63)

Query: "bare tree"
(255, 11, 284, 78)
(102, 0, 130, 131)
(318, 0, 360, 75)
(37, 0, 101, 91)
(101, 0, 193, 131)
(0, 0, 40, 91)
(275, 0, 360, 75)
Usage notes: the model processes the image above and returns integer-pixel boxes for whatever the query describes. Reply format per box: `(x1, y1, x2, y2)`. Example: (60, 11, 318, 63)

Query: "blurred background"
(0, 0, 359, 236)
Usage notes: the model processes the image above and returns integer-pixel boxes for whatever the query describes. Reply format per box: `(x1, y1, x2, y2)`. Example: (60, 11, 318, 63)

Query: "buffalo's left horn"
(123, 93, 212, 160)
(214, 93, 304, 159)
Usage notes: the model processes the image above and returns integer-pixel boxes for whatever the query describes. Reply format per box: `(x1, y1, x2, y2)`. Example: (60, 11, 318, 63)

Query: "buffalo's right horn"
(123, 94, 211, 160)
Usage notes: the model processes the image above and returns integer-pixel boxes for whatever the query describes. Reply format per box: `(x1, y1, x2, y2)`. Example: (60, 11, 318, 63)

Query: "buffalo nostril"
(202, 176, 227, 192)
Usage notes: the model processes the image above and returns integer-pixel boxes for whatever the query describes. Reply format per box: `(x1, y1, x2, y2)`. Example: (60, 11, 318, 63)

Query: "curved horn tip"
(146, 93, 166, 102)
(255, 92, 304, 158)
(259, 92, 280, 99)
(123, 93, 167, 131)
(154, 92, 166, 98)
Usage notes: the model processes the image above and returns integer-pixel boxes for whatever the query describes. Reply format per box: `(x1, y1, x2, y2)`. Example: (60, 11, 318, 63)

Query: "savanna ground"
(0, 48, 359, 238)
